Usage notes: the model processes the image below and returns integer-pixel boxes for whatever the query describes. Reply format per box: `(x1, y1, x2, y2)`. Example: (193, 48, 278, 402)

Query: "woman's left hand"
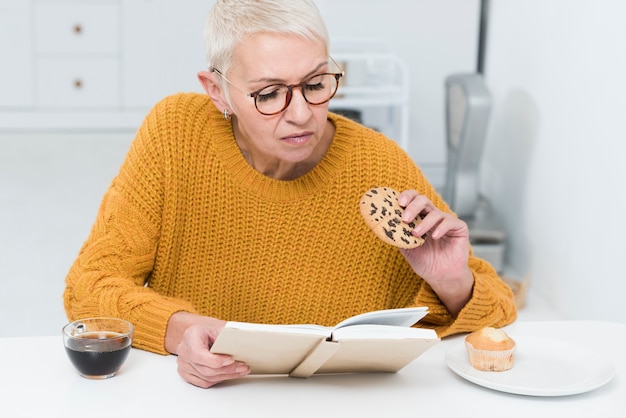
(397, 190, 475, 315)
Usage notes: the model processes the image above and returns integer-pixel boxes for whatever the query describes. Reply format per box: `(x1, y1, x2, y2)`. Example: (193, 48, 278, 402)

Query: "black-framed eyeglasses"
(212, 57, 344, 116)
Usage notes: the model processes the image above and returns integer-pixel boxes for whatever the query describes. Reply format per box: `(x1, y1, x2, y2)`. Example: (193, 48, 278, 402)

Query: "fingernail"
(236, 365, 249, 373)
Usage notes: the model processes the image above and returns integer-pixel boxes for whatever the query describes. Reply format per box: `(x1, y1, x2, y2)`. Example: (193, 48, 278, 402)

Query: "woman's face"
(222, 33, 334, 177)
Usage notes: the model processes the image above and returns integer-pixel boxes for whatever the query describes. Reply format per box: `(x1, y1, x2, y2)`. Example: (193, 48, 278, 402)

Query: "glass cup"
(62, 317, 134, 379)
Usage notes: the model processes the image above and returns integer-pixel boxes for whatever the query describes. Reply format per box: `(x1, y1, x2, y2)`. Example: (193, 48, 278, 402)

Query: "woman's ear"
(198, 70, 231, 114)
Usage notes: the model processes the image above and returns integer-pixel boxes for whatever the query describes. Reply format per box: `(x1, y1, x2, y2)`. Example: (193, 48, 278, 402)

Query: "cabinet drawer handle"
(73, 24, 83, 35)
(74, 79, 83, 89)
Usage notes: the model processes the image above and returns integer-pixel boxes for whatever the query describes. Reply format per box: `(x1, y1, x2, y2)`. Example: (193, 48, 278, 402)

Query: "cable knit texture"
(64, 93, 517, 354)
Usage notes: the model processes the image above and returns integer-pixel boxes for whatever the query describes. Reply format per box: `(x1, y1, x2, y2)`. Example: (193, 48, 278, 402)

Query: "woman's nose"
(283, 87, 312, 121)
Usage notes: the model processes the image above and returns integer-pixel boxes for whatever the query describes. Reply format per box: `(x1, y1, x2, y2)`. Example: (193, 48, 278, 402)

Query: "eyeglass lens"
(253, 73, 340, 115)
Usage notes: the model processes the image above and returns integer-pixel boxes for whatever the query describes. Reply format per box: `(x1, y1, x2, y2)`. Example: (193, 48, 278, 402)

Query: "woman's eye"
(305, 82, 325, 91)
(256, 86, 283, 102)
(257, 91, 278, 102)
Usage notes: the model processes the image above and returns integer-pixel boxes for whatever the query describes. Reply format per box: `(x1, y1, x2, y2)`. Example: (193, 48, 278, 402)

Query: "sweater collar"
(210, 106, 352, 201)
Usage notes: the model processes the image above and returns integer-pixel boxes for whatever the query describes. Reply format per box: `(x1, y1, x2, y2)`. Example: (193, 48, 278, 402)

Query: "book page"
(333, 307, 429, 330)
(223, 307, 429, 336)
(224, 321, 330, 337)
(331, 324, 438, 341)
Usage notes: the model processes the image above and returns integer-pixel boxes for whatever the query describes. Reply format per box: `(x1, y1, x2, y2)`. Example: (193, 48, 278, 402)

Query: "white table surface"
(1, 320, 624, 417)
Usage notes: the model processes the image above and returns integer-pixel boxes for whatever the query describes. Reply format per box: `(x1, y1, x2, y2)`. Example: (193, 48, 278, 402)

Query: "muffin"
(464, 327, 516, 372)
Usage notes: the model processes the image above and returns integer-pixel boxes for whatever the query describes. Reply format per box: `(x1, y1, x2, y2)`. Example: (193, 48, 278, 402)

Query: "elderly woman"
(64, 0, 516, 388)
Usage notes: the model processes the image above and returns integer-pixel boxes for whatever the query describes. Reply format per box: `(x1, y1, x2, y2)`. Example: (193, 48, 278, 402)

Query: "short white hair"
(204, 0, 330, 76)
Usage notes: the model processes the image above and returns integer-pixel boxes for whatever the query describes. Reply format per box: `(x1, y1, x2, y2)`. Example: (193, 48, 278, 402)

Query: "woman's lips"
(282, 132, 312, 145)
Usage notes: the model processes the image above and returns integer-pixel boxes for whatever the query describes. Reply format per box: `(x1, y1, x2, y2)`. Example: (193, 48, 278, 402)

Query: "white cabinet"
(0, 1, 33, 108)
(0, 0, 209, 130)
(37, 57, 120, 108)
(33, 2, 121, 109)
(33, 2, 120, 55)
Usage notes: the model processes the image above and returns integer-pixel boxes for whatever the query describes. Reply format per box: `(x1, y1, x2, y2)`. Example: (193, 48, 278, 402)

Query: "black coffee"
(65, 331, 131, 377)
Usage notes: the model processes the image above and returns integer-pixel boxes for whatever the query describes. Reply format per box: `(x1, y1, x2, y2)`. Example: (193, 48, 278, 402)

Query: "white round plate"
(445, 335, 615, 396)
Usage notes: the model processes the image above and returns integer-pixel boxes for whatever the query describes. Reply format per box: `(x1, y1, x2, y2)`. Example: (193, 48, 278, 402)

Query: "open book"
(210, 307, 439, 378)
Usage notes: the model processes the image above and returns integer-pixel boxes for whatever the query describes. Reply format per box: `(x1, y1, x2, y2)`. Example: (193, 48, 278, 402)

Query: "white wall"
(0, 134, 133, 336)
(481, 0, 626, 321)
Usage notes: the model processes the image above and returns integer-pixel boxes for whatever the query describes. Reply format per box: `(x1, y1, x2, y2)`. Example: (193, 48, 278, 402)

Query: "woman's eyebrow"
(250, 61, 329, 84)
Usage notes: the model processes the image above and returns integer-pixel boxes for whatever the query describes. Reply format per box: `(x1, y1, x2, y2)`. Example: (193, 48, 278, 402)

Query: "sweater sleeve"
(413, 254, 517, 337)
(386, 141, 517, 337)
(64, 97, 198, 355)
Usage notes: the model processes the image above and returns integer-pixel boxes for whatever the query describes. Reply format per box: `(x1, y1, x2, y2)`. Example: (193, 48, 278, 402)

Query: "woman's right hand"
(166, 312, 250, 388)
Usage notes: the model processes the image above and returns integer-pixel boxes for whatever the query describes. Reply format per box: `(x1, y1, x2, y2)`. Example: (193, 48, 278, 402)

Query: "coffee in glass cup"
(62, 317, 134, 379)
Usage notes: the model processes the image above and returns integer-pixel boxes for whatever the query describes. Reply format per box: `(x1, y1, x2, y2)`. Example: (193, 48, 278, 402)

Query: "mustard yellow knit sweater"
(64, 93, 516, 354)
